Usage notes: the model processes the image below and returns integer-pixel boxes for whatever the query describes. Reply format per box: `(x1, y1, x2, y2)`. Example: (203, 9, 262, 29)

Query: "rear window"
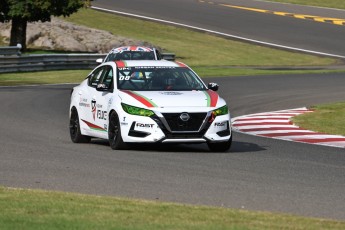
(105, 51, 156, 61)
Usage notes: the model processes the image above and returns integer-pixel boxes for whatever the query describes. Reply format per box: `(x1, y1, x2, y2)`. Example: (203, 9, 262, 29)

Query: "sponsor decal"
(81, 119, 107, 132)
(108, 98, 113, 110)
(79, 98, 90, 108)
(91, 100, 105, 120)
(160, 92, 183, 95)
(215, 121, 227, 127)
(136, 123, 154, 128)
(79, 102, 90, 108)
(203, 90, 219, 107)
(121, 90, 157, 107)
(97, 110, 107, 120)
(121, 117, 128, 126)
(91, 99, 96, 120)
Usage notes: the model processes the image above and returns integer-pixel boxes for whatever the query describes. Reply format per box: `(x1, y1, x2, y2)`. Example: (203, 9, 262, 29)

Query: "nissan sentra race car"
(69, 60, 232, 151)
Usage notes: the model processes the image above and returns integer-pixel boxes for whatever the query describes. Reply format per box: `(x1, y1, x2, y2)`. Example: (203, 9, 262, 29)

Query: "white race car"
(69, 60, 232, 151)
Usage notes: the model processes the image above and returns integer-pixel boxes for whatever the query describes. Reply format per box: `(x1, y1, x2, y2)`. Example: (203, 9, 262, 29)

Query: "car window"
(155, 49, 162, 60)
(101, 66, 114, 89)
(105, 51, 156, 61)
(88, 67, 104, 88)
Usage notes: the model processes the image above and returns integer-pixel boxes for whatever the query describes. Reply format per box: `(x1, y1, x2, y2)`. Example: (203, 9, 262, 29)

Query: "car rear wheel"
(108, 111, 127, 150)
(207, 136, 232, 152)
(69, 108, 91, 143)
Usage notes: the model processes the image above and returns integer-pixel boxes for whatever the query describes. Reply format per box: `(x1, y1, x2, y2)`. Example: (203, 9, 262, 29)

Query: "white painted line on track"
(91, 6, 345, 59)
(232, 107, 345, 149)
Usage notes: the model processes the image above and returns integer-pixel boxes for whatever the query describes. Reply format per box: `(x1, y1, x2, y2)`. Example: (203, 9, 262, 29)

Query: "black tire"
(108, 111, 127, 150)
(69, 108, 91, 143)
(207, 136, 232, 152)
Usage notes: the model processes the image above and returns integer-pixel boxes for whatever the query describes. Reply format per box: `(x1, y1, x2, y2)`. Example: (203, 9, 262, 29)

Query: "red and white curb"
(231, 107, 345, 148)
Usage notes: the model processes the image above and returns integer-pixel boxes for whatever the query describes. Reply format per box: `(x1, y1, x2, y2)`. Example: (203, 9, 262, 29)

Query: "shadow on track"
(87, 139, 266, 153)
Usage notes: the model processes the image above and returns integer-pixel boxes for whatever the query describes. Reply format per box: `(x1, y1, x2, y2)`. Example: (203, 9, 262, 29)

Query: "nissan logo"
(179, 113, 190, 122)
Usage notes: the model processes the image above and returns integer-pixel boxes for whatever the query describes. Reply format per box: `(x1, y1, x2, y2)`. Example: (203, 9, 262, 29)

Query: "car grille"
(161, 113, 207, 132)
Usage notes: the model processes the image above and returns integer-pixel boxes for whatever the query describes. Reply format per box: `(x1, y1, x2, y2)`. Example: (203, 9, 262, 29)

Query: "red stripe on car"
(207, 90, 219, 107)
(175, 61, 188, 68)
(81, 119, 106, 131)
(121, 90, 156, 107)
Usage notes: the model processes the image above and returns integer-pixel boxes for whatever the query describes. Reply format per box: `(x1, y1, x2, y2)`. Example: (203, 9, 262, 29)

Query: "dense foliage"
(0, 0, 92, 50)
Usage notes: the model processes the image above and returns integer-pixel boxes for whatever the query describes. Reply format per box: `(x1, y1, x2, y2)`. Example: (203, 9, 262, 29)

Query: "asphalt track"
(1, 73, 345, 220)
(92, 0, 345, 58)
(1, 0, 345, 221)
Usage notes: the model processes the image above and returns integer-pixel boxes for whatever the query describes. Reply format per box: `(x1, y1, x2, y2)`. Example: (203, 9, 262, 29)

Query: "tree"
(0, 0, 92, 51)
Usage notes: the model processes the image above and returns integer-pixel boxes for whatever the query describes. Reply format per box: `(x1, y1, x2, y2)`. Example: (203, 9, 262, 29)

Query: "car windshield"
(105, 51, 156, 61)
(117, 66, 206, 91)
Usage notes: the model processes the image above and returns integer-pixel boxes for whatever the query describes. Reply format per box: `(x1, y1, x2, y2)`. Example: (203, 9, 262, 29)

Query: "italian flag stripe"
(121, 90, 157, 107)
(175, 61, 188, 68)
(204, 90, 219, 107)
(81, 119, 106, 132)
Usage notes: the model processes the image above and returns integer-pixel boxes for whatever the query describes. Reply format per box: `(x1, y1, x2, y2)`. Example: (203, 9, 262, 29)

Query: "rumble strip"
(232, 108, 345, 148)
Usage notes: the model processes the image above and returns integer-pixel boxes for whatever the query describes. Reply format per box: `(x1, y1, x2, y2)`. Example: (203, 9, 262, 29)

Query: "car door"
(78, 65, 106, 137)
(91, 65, 115, 138)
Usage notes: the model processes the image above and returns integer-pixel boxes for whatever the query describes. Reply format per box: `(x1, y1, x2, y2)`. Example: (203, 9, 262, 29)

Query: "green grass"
(0, 70, 90, 86)
(1, 187, 344, 230)
(64, 8, 338, 69)
(269, 0, 345, 10)
(292, 102, 345, 136)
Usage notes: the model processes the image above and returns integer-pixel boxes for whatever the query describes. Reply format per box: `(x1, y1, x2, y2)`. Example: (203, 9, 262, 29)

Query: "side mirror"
(96, 83, 110, 92)
(96, 58, 103, 63)
(208, 82, 219, 91)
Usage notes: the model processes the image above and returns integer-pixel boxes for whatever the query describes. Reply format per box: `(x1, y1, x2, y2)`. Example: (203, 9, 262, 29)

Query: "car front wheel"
(108, 111, 127, 150)
(207, 136, 232, 152)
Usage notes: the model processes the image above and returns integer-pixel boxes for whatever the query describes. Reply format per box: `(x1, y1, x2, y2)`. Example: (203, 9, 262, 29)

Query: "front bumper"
(119, 110, 231, 144)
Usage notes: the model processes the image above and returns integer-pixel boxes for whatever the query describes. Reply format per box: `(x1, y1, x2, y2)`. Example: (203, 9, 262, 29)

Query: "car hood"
(119, 90, 223, 108)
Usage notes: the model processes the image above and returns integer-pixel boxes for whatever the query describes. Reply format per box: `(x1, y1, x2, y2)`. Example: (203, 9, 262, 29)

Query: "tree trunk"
(10, 17, 27, 51)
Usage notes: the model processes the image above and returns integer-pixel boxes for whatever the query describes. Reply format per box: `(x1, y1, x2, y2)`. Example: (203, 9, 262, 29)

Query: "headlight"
(212, 105, 229, 116)
(121, 103, 155, 117)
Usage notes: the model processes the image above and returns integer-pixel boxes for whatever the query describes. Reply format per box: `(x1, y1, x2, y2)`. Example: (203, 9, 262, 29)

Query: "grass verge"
(1, 186, 344, 230)
(0, 70, 90, 86)
(269, 0, 345, 10)
(64, 8, 338, 69)
(292, 102, 345, 136)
